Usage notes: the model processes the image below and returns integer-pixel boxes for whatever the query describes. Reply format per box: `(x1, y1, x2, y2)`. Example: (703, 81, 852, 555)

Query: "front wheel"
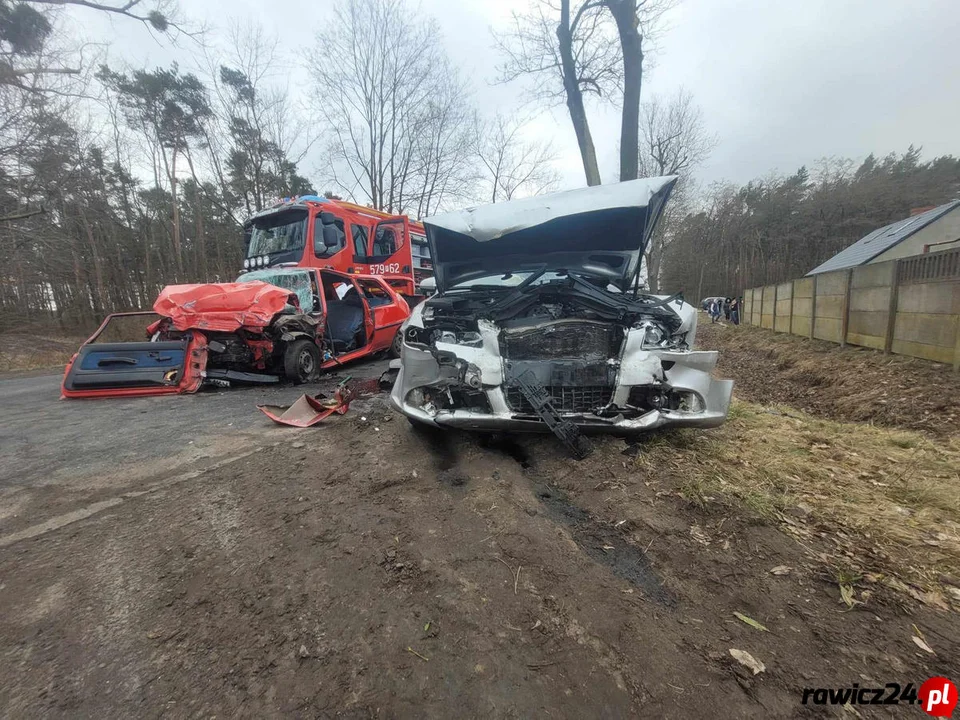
(283, 339, 320, 384)
(389, 327, 403, 358)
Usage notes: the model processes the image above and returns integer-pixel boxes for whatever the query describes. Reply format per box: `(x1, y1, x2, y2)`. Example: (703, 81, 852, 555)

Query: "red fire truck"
(241, 195, 432, 296)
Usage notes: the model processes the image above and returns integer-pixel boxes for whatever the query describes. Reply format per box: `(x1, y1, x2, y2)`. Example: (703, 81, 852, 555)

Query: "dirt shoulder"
(1, 392, 957, 718)
(0, 332, 83, 375)
(697, 320, 960, 439)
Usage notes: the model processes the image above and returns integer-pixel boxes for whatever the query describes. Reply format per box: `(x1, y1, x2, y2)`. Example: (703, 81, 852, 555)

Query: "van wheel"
(284, 339, 320, 384)
(389, 327, 403, 358)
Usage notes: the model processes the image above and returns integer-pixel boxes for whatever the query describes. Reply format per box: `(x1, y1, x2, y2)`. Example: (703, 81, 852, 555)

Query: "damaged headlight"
(405, 326, 483, 349)
(431, 329, 482, 347)
(642, 323, 664, 346)
(637, 321, 686, 350)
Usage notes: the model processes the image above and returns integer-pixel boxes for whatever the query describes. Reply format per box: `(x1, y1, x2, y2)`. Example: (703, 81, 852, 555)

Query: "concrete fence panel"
(774, 282, 792, 332)
(847, 262, 896, 351)
(791, 277, 815, 337)
(892, 278, 960, 364)
(741, 247, 960, 369)
(760, 285, 776, 329)
(812, 270, 849, 343)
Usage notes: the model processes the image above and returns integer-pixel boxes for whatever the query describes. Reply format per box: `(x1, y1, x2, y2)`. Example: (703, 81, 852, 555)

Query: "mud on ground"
(1, 390, 957, 718)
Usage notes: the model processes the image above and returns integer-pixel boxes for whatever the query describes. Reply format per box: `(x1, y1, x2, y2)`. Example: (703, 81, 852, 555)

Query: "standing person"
(730, 296, 739, 325)
(709, 299, 719, 323)
(723, 297, 731, 321)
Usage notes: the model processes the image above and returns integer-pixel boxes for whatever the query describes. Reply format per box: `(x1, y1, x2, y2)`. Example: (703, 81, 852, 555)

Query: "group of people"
(707, 296, 740, 325)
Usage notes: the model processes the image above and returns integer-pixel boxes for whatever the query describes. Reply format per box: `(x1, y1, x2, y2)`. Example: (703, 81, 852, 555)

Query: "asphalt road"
(0, 359, 391, 538)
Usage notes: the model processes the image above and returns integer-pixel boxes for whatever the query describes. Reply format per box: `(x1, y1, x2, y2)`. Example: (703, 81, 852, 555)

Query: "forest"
(1, 0, 957, 331)
(660, 149, 960, 300)
(0, 0, 559, 330)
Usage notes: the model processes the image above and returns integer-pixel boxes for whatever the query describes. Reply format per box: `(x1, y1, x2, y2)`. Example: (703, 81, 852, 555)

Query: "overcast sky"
(74, 0, 960, 192)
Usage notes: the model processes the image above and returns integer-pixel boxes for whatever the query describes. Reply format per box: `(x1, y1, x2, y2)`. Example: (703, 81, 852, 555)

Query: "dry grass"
(0, 333, 83, 372)
(698, 322, 960, 437)
(633, 399, 960, 602)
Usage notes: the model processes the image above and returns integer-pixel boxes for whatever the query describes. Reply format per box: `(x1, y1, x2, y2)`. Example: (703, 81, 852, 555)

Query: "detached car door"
(61, 312, 207, 398)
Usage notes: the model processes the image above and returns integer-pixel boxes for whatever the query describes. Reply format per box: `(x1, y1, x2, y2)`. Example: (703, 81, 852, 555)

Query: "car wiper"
(486, 267, 548, 315)
(448, 284, 514, 291)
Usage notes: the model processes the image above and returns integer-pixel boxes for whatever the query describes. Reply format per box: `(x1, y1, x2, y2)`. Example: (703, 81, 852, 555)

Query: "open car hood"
(424, 176, 677, 292)
(154, 282, 298, 333)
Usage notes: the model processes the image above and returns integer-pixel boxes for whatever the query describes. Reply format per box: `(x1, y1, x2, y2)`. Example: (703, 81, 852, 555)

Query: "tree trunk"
(77, 204, 105, 316)
(607, 0, 643, 182)
(558, 0, 601, 186)
(169, 150, 182, 276)
(184, 150, 208, 281)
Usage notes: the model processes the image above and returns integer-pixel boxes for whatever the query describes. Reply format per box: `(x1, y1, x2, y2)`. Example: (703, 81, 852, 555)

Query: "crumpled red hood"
(153, 282, 298, 333)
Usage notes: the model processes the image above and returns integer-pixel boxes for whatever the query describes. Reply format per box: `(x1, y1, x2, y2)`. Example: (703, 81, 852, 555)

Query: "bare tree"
(495, 0, 671, 186)
(0, 1, 196, 91)
(308, 0, 472, 216)
(495, 0, 619, 186)
(476, 114, 560, 202)
(638, 89, 714, 179)
(203, 21, 312, 218)
(637, 89, 716, 291)
(25, 0, 188, 34)
(407, 65, 478, 217)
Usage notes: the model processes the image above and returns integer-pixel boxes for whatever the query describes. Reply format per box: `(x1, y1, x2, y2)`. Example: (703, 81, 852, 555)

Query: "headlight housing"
(637, 321, 686, 350)
(431, 329, 482, 347)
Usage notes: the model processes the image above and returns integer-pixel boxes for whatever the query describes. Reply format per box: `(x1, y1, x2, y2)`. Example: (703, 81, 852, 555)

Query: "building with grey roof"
(806, 199, 960, 276)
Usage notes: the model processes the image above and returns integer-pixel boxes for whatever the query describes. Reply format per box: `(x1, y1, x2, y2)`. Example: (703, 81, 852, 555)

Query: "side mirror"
(419, 276, 436, 292)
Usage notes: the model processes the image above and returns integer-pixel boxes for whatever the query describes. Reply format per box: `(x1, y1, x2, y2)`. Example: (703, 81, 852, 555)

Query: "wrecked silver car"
(389, 177, 733, 456)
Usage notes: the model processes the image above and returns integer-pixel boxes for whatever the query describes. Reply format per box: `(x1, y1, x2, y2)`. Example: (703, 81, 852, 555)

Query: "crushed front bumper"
(390, 342, 733, 433)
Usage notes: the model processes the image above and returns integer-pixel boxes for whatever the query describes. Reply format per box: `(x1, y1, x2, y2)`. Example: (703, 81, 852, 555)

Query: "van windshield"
(246, 209, 308, 258)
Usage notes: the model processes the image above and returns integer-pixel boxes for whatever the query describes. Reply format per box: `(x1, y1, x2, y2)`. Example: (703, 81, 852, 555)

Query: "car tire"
(284, 339, 320, 384)
(389, 327, 403, 358)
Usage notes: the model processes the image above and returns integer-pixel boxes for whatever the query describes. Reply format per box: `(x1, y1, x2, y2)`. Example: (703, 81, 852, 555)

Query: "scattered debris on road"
(257, 387, 353, 427)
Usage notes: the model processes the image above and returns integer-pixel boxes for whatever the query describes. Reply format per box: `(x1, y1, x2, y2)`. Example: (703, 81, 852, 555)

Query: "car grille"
(500, 321, 622, 360)
(505, 385, 613, 414)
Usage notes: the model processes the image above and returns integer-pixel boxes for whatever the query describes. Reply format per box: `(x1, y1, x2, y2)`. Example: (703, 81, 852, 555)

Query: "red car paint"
(153, 282, 299, 333)
(313, 270, 410, 370)
(257, 385, 354, 427)
(61, 270, 409, 399)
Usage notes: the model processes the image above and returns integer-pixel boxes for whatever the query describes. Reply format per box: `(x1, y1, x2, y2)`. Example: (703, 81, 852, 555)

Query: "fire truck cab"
(241, 195, 430, 297)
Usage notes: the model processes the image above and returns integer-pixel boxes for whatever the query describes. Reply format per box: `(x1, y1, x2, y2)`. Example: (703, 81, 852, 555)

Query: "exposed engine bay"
(389, 177, 734, 456)
(392, 273, 733, 456)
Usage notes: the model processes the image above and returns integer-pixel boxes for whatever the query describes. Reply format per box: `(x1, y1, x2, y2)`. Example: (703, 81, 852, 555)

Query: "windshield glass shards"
(238, 269, 314, 312)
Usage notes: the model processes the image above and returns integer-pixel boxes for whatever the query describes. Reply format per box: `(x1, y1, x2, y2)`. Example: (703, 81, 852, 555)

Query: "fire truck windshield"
(246, 209, 308, 258)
